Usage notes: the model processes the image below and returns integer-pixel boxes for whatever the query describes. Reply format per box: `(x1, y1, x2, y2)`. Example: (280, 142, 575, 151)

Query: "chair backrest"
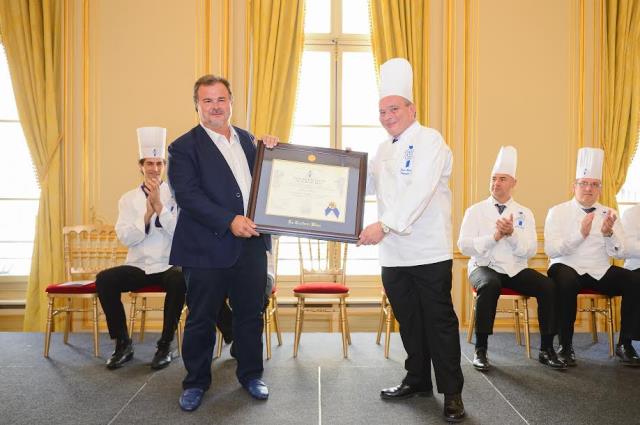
(297, 238, 348, 285)
(63, 224, 127, 281)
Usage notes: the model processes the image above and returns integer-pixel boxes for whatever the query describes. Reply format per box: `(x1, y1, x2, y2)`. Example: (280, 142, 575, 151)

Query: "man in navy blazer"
(168, 74, 278, 412)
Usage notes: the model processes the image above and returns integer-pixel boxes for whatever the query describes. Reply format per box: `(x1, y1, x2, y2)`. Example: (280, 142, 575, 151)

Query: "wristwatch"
(380, 221, 390, 234)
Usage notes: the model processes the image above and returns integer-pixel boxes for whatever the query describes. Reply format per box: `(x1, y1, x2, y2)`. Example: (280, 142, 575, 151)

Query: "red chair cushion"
(132, 285, 165, 293)
(46, 280, 96, 294)
(293, 282, 349, 294)
(579, 288, 606, 295)
(470, 287, 525, 296)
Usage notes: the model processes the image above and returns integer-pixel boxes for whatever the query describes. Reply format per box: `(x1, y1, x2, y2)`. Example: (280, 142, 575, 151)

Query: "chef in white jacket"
(357, 58, 464, 423)
(545, 147, 640, 367)
(96, 127, 186, 371)
(458, 146, 565, 371)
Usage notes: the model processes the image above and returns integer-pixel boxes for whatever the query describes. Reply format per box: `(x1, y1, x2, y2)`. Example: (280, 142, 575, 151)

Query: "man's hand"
(357, 222, 385, 246)
(144, 196, 154, 226)
(581, 212, 595, 238)
(261, 135, 280, 149)
(230, 215, 260, 238)
(601, 209, 616, 237)
(497, 214, 514, 236)
(143, 178, 163, 214)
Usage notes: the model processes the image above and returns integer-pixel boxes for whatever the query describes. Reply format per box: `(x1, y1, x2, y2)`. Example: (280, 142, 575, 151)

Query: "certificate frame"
(247, 143, 367, 243)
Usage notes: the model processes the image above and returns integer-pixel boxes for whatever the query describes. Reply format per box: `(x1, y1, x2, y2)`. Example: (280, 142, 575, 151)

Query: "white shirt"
(544, 198, 624, 279)
(621, 204, 640, 271)
(115, 182, 177, 274)
(201, 124, 253, 214)
(458, 197, 537, 277)
(368, 121, 453, 267)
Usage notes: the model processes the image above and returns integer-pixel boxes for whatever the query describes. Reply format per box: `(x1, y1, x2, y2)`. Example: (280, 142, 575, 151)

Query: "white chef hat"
(491, 146, 517, 178)
(137, 127, 166, 159)
(379, 57, 413, 103)
(575, 147, 604, 180)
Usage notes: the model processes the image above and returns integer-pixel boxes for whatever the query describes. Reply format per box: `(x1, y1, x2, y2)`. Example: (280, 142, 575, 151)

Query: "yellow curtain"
(247, 0, 304, 142)
(600, 0, 640, 210)
(370, 0, 429, 125)
(0, 0, 65, 331)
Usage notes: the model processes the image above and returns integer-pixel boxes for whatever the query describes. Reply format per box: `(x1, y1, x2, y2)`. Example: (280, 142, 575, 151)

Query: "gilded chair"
(214, 237, 283, 359)
(44, 224, 126, 357)
(375, 288, 394, 358)
(467, 286, 532, 358)
(578, 289, 616, 356)
(128, 287, 186, 356)
(293, 238, 350, 358)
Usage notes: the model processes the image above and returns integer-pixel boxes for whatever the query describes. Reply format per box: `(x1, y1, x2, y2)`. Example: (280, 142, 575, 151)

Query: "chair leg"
(64, 298, 72, 345)
(345, 307, 352, 346)
(606, 297, 615, 357)
(272, 298, 282, 346)
(384, 307, 393, 359)
(264, 307, 272, 360)
(522, 298, 531, 359)
(215, 327, 223, 359)
(589, 298, 598, 343)
(44, 297, 54, 357)
(129, 295, 138, 339)
(339, 298, 349, 358)
(139, 297, 147, 342)
(513, 299, 522, 346)
(92, 297, 100, 357)
(293, 297, 304, 358)
(467, 294, 476, 343)
(176, 319, 182, 358)
(376, 295, 386, 345)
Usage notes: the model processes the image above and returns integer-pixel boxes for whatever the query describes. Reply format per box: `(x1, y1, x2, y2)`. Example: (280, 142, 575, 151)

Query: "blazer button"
(236, 193, 241, 198)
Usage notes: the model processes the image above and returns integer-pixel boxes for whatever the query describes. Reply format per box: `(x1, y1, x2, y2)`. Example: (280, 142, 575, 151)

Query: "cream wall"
(4, 0, 608, 333)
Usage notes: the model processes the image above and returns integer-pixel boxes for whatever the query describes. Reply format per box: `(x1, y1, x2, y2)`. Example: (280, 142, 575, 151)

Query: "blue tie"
(582, 207, 596, 214)
(495, 204, 506, 215)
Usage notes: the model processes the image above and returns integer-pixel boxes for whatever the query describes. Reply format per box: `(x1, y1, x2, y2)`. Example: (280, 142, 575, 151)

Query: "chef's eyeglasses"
(575, 181, 602, 189)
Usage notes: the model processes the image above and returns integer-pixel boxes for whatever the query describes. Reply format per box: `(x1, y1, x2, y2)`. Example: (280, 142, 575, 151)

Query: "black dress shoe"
(444, 393, 465, 422)
(538, 347, 567, 370)
(151, 344, 172, 370)
(380, 383, 433, 400)
(556, 345, 576, 367)
(472, 348, 490, 371)
(106, 339, 133, 370)
(615, 344, 640, 367)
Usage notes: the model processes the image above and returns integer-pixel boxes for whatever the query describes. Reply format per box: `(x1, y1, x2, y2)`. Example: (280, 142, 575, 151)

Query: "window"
(0, 45, 40, 275)
(278, 0, 385, 276)
(617, 128, 640, 216)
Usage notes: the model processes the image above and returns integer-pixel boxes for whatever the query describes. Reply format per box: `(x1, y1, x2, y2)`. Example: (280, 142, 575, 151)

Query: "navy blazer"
(168, 124, 270, 268)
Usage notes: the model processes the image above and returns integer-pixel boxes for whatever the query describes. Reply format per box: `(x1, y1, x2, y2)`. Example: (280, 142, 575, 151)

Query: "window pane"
(294, 51, 331, 126)
(617, 139, 640, 203)
(342, 0, 371, 34)
(342, 127, 386, 157)
(346, 201, 380, 275)
(290, 126, 330, 148)
(342, 51, 379, 125)
(304, 0, 331, 33)
(0, 200, 39, 241)
(0, 122, 40, 198)
(0, 46, 19, 120)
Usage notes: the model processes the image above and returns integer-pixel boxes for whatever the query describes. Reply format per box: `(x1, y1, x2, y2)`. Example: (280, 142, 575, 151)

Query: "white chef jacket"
(115, 182, 177, 274)
(458, 197, 537, 277)
(621, 204, 640, 271)
(544, 198, 624, 280)
(368, 121, 453, 267)
(201, 124, 252, 214)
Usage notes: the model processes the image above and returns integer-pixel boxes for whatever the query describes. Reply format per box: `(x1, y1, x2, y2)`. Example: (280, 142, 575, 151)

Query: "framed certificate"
(247, 143, 367, 243)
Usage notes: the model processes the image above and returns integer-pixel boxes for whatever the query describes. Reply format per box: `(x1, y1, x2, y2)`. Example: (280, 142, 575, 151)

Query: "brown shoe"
(444, 393, 465, 422)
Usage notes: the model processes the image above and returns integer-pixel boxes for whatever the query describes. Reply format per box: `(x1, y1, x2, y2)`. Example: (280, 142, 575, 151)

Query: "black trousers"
(182, 237, 267, 391)
(469, 266, 557, 337)
(382, 260, 464, 395)
(548, 263, 640, 346)
(96, 265, 186, 344)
